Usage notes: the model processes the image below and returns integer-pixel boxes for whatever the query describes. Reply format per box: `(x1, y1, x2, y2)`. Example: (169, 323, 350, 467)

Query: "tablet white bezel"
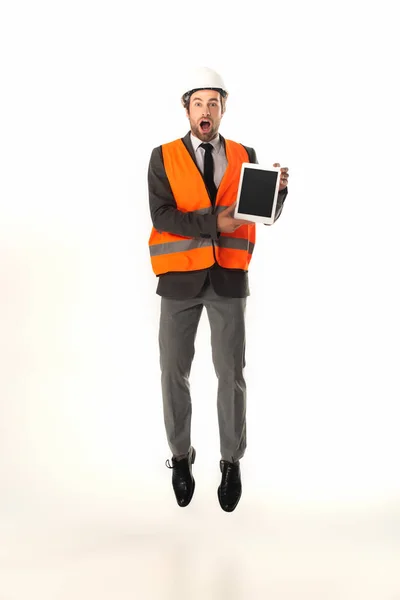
(234, 162, 281, 225)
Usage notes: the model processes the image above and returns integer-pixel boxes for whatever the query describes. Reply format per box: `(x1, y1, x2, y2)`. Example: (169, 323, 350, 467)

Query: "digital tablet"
(234, 163, 281, 225)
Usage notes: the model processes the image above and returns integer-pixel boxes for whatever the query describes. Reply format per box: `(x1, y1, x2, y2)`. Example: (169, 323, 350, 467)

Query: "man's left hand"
(273, 163, 289, 191)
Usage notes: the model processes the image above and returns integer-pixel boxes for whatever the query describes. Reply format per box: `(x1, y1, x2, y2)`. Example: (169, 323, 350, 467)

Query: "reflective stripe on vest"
(148, 138, 256, 275)
(149, 235, 254, 257)
(150, 237, 213, 257)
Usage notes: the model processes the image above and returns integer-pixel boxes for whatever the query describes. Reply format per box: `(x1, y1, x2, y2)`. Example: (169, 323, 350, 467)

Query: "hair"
(181, 88, 228, 113)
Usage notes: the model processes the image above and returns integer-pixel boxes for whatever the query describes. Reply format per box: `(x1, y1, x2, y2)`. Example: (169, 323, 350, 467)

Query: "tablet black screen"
(238, 167, 279, 218)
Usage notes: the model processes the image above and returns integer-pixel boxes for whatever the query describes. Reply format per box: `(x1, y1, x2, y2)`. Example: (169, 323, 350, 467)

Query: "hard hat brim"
(184, 87, 228, 98)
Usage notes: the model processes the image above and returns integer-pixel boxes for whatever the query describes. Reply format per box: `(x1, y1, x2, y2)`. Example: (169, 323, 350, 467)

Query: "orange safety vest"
(149, 138, 256, 276)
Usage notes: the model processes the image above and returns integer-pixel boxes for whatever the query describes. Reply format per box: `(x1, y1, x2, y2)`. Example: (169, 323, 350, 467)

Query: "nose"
(202, 110, 211, 116)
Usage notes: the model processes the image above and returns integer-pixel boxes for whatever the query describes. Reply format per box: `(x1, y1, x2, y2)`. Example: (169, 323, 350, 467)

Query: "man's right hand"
(217, 204, 252, 233)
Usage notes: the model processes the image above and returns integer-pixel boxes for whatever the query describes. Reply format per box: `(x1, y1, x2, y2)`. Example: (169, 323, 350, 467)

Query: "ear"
(221, 93, 228, 115)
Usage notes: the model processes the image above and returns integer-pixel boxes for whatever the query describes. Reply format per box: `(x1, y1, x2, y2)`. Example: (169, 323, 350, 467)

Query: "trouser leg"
(159, 296, 203, 457)
(203, 287, 247, 462)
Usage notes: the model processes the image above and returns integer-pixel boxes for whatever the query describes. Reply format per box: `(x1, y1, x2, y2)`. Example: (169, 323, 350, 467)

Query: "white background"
(1, 0, 399, 535)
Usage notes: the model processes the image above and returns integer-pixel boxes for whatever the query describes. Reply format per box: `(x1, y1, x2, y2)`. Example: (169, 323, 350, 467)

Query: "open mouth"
(199, 119, 212, 133)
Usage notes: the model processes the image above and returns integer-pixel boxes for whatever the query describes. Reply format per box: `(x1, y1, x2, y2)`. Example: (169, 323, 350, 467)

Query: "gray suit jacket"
(148, 132, 288, 298)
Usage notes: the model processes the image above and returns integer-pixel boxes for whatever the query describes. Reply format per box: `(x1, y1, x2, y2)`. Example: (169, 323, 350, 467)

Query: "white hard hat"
(182, 66, 228, 98)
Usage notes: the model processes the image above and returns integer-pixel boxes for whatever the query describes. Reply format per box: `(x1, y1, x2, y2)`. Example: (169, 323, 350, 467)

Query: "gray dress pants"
(159, 280, 247, 462)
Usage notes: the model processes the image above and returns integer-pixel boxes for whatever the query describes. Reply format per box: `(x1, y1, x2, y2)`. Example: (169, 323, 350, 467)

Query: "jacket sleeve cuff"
(200, 214, 219, 240)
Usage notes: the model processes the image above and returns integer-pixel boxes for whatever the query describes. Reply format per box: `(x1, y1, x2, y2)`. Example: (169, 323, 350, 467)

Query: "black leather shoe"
(218, 460, 242, 512)
(165, 447, 196, 507)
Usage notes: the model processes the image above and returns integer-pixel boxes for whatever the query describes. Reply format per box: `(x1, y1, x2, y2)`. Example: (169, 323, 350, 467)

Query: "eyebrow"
(192, 97, 219, 103)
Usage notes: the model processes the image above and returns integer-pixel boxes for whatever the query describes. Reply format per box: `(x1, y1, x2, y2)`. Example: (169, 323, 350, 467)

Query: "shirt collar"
(191, 132, 222, 154)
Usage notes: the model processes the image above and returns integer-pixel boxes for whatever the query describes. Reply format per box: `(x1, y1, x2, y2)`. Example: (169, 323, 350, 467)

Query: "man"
(148, 67, 289, 512)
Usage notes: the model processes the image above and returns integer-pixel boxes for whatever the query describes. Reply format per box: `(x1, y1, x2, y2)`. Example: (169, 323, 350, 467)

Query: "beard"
(190, 118, 220, 142)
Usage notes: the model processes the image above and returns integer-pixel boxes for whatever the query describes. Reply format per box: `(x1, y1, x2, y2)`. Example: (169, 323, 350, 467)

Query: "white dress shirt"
(190, 133, 228, 189)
